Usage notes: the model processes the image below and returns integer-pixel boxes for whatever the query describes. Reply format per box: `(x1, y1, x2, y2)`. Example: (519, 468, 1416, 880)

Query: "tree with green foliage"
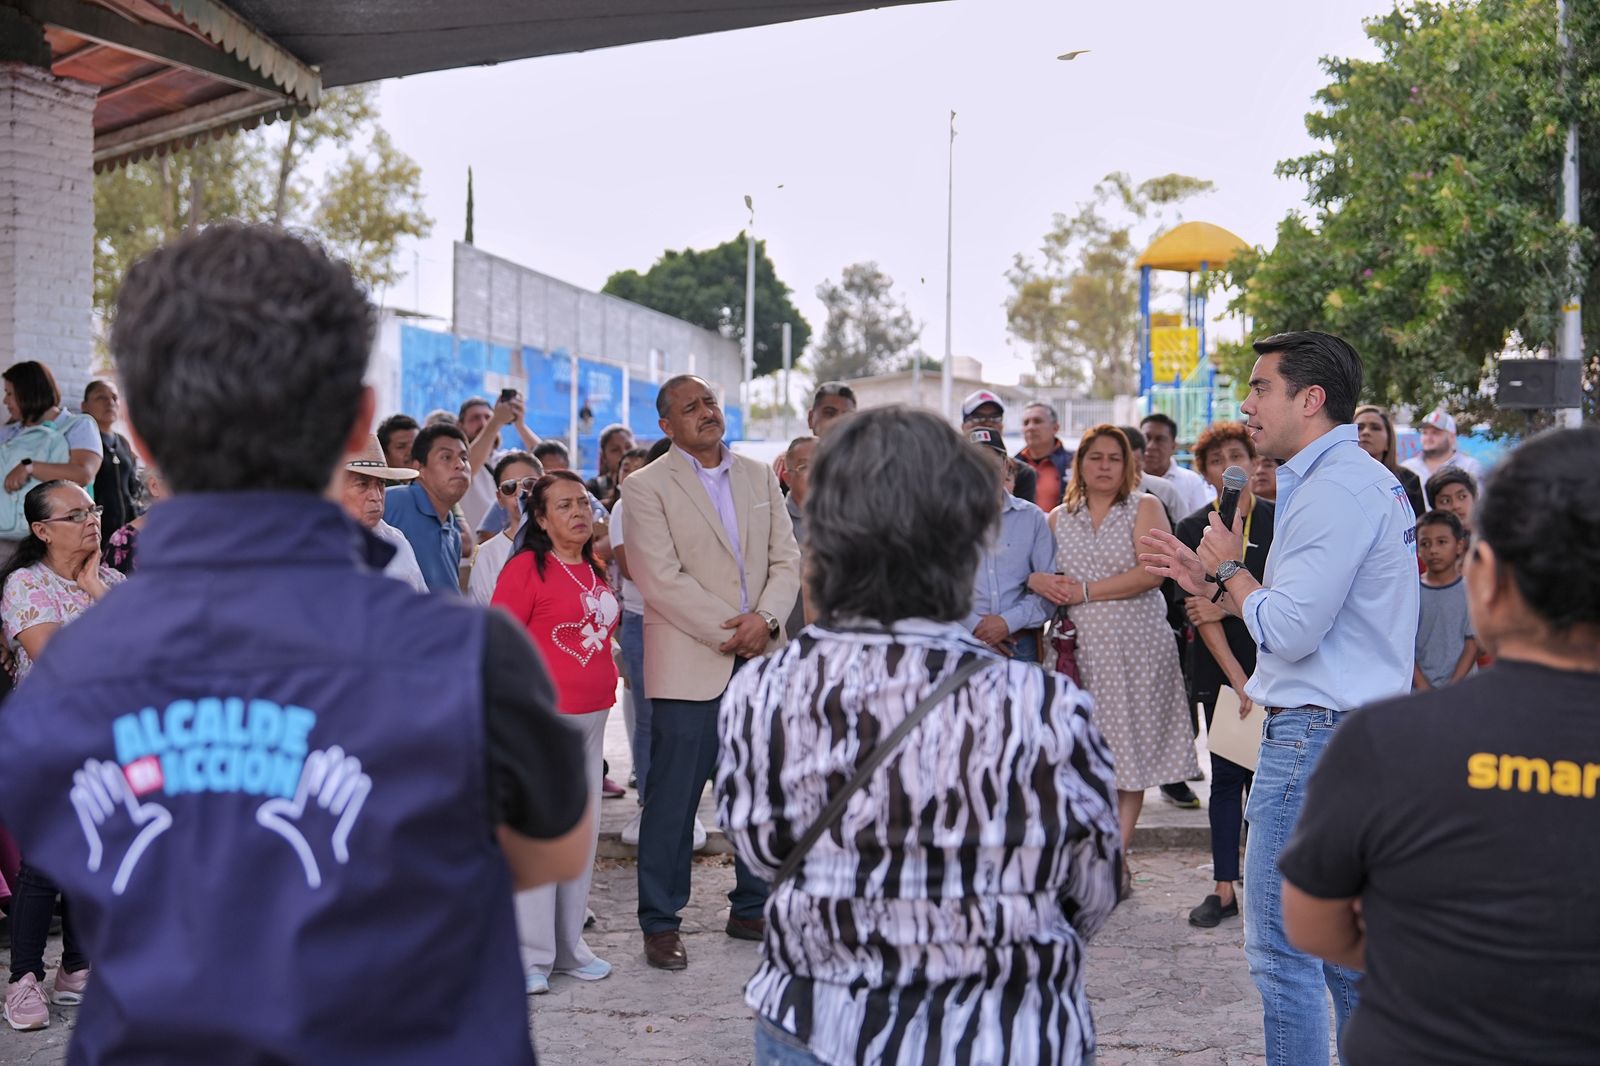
(602, 235, 811, 377)
(809, 262, 923, 382)
(94, 85, 432, 318)
(465, 166, 475, 245)
(1219, 0, 1599, 421)
(1006, 172, 1213, 398)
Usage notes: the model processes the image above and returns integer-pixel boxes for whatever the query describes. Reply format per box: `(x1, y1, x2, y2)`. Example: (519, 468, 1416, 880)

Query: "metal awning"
(5, 0, 938, 170)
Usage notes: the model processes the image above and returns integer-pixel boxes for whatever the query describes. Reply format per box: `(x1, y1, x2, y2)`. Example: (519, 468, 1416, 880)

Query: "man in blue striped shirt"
(1141, 331, 1417, 1066)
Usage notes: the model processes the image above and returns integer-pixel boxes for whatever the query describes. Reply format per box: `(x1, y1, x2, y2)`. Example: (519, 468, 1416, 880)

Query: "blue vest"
(0, 493, 533, 1065)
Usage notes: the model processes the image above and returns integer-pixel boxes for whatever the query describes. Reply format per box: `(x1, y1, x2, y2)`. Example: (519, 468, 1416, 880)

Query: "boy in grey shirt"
(1414, 510, 1477, 689)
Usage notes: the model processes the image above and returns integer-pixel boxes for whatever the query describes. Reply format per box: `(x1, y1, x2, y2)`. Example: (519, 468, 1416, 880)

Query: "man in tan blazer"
(621, 375, 800, 971)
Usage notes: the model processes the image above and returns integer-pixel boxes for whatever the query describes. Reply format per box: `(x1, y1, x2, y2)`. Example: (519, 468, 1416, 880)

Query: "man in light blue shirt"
(383, 423, 469, 595)
(964, 428, 1053, 662)
(1140, 331, 1417, 1066)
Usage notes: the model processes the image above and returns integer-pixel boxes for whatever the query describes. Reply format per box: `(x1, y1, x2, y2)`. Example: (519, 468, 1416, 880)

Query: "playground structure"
(1135, 221, 1249, 444)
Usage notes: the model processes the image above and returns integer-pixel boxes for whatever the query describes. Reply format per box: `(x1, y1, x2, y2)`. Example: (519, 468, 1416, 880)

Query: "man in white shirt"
(335, 437, 428, 593)
(1401, 409, 1484, 485)
(1141, 412, 1214, 516)
(459, 393, 540, 535)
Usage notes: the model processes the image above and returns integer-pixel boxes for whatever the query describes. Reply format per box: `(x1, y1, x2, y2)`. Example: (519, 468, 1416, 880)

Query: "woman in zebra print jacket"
(717, 407, 1123, 1066)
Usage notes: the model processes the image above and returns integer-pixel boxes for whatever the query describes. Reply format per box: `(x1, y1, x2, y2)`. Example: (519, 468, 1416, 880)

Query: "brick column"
(0, 62, 99, 402)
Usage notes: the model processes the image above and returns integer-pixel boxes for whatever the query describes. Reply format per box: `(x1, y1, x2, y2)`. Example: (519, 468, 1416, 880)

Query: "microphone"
(1217, 465, 1248, 532)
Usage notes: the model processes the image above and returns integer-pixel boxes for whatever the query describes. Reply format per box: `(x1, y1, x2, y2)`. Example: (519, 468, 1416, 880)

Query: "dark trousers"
(9, 862, 86, 983)
(1200, 693, 1253, 883)
(637, 691, 768, 933)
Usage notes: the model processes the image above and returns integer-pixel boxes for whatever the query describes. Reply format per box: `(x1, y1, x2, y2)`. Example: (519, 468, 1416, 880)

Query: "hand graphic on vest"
(255, 746, 371, 890)
(69, 758, 173, 896)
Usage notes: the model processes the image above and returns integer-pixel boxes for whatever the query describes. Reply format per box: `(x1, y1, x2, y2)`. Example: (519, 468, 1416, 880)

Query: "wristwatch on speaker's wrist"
(756, 610, 780, 639)
(1210, 559, 1244, 602)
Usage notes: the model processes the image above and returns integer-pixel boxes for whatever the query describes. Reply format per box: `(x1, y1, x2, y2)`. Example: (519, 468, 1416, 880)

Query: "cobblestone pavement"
(0, 847, 1270, 1065)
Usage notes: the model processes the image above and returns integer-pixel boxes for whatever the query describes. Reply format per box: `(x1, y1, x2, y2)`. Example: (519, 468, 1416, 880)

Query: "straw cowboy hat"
(343, 435, 417, 481)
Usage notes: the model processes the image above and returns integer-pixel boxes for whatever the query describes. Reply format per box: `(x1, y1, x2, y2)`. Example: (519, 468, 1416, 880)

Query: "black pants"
(9, 862, 86, 983)
(637, 685, 767, 934)
(1199, 692, 1253, 884)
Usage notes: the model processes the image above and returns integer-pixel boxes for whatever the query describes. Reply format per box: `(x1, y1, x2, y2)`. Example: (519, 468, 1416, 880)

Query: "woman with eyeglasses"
(0, 480, 123, 1031)
(467, 451, 541, 606)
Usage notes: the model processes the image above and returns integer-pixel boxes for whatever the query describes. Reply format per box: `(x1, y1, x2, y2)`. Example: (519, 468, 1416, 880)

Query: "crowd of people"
(0, 222, 1593, 1066)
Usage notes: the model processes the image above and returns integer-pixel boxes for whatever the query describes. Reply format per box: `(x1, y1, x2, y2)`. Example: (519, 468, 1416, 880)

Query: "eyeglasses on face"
(41, 506, 103, 525)
(498, 476, 539, 496)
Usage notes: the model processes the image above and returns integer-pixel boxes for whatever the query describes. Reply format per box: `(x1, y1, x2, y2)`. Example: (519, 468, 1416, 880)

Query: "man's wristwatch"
(756, 610, 780, 640)
(1209, 559, 1244, 602)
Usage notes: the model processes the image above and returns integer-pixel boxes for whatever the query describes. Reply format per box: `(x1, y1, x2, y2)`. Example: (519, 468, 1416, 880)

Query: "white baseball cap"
(1420, 409, 1457, 435)
(961, 390, 1005, 420)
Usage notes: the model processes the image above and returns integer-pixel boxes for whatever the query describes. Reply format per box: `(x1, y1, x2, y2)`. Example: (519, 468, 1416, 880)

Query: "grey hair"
(655, 374, 709, 419)
(1024, 401, 1058, 425)
(806, 406, 999, 625)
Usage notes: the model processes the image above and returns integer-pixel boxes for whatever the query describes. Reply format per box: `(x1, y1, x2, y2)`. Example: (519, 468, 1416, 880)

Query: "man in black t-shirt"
(1173, 423, 1275, 927)
(1278, 426, 1600, 1066)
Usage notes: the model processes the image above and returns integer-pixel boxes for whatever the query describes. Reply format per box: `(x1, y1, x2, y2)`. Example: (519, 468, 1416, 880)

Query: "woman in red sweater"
(491, 471, 621, 994)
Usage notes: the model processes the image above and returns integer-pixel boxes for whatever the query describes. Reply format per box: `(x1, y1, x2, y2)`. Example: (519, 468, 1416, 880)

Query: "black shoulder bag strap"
(771, 655, 988, 887)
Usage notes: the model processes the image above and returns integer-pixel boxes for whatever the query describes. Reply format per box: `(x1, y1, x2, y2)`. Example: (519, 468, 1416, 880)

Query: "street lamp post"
(941, 110, 956, 423)
(1558, 0, 1584, 428)
(744, 195, 756, 424)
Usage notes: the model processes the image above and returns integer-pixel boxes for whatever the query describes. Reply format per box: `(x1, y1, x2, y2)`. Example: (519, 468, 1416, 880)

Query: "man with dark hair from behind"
(0, 223, 591, 1063)
(1141, 330, 1418, 1066)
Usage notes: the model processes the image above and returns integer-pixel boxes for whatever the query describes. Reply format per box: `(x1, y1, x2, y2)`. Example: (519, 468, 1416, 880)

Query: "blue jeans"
(754, 1017, 824, 1065)
(1011, 630, 1040, 665)
(1244, 706, 1361, 1066)
(619, 612, 652, 802)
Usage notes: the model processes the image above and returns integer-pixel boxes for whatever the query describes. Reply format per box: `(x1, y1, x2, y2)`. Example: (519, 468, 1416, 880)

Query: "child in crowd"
(1425, 467, 1477, 534)
(1413, 510, 1477, 689)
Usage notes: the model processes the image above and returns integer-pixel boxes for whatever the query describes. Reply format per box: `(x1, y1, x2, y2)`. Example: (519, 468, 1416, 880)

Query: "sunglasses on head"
(498, 476, 539, 496)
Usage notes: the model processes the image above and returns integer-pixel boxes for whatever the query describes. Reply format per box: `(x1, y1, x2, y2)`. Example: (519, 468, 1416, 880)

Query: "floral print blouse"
(0, 562, 125, 680)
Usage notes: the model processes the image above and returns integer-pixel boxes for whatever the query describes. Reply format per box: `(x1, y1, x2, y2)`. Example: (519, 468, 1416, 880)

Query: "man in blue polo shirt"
(384, 422, 469, 594)
(1141, 330, 1417, 1066)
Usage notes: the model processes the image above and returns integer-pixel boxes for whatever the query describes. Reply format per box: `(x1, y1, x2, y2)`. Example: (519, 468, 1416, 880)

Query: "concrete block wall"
(0, 63, 98, 403)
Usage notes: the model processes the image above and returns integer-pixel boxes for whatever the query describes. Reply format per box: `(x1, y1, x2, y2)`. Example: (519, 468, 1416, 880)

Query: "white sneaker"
(526, 970, 550, 996)
(621, 809, 643, 846)
(556, 957, 612, 981)
(692, 816, 708, 852)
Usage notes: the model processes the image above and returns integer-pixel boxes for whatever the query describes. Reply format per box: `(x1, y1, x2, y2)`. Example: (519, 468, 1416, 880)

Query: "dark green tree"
(602, 234, 811, 377)
(1219, 0, 1600, 422)
(465, 166, 475, 245)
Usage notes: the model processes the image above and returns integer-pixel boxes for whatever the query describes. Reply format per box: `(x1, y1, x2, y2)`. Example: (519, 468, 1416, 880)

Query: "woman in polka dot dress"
(1030, 425, 1199, 891)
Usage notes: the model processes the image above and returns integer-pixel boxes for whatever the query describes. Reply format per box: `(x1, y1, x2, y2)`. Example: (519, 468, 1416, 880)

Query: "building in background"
(368, 243, 744, 477)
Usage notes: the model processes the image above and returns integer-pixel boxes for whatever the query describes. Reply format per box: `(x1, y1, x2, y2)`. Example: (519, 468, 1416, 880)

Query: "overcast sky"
(377, 0, 1387, 387)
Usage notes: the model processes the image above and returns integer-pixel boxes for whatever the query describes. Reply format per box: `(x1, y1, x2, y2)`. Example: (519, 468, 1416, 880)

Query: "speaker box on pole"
(1496, 359, 1583, 410)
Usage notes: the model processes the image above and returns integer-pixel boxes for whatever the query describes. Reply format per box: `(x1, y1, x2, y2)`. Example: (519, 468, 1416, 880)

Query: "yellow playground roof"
(1135, 221, 1250, 273)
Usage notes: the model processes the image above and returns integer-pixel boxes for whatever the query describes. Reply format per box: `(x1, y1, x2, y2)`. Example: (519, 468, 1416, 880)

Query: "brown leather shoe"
(643, 931, 687, 970)
(725, 915, 765, 941)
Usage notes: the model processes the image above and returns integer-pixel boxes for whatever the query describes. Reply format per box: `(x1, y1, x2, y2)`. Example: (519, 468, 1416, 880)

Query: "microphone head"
(1222, 466, 1249, 492)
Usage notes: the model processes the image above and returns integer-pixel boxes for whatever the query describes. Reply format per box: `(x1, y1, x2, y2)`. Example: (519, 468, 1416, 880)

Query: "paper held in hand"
(1207, 686, 1267, 773)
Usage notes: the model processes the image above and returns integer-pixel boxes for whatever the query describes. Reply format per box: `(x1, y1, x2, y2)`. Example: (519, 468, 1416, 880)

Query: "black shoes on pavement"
(1188, 894, 1240, 928)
